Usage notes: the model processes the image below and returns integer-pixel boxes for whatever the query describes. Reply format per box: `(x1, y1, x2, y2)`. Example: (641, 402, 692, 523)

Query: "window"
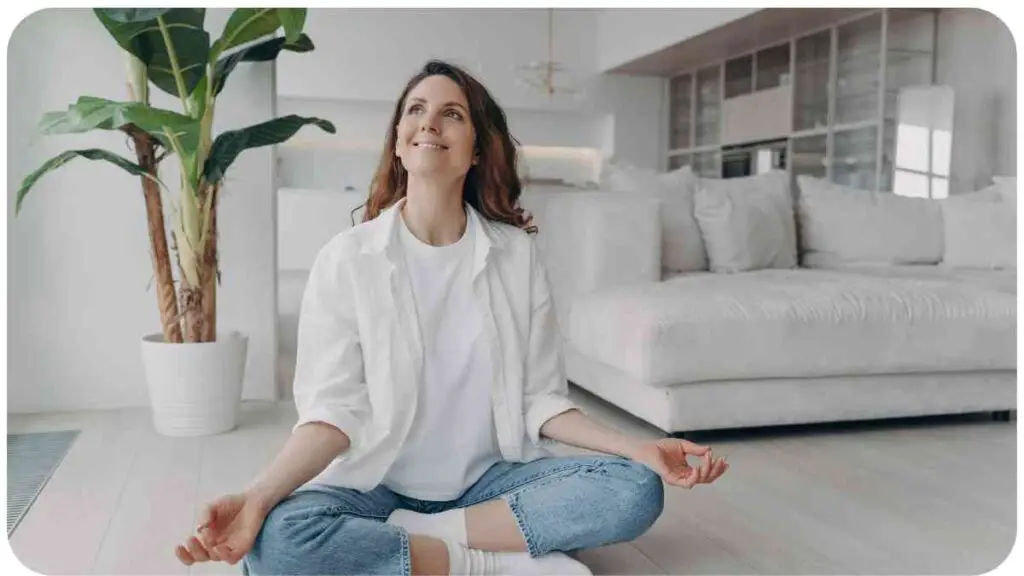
(893, 123, 950, 199)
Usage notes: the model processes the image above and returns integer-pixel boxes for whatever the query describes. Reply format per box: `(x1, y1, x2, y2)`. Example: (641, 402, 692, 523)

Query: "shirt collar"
(360, 196, 507, 275)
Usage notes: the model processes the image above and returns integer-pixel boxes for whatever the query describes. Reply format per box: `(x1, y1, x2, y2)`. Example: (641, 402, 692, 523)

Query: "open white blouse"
(291, 197, 578, 492)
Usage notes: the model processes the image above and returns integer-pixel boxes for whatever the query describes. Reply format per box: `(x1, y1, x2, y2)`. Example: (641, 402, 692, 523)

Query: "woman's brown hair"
(357, 59, 536, 234)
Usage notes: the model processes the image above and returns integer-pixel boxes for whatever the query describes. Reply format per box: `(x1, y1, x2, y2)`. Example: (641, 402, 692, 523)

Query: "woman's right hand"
(175, 492, 269, 566)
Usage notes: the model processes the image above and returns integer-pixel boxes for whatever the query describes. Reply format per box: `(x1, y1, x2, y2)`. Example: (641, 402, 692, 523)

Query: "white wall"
(273, 8, 668, 183)
(277, 8, 601, 111)
(273, 96, 610, 192)
(587, 74, 668, 171)
(7, 8, 278, 413)
(935, 8, 1017, 193)
(597, 8, 760, 72)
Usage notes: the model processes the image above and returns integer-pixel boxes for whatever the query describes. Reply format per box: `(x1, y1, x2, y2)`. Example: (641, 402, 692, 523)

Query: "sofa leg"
(993, 410, 1015, 422)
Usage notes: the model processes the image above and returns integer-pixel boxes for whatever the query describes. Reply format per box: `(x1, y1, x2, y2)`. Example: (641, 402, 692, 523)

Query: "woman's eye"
(446, 110, 463, 120)
(407, 104, 422, 114)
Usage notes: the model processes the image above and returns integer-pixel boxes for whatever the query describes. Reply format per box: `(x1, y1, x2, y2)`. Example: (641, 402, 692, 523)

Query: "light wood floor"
(6, 385, 1017, 575)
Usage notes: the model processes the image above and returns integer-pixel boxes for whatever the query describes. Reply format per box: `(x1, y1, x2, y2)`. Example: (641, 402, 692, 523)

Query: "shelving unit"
(755, 43, 791, 91)
(793, 30, 831, 133)
(790, 134, 827, 179)
(725, 54, 753, 99)
(666, 8, 937, 192)
(669, 75, 693, 151)
(695, 65, 722, 149)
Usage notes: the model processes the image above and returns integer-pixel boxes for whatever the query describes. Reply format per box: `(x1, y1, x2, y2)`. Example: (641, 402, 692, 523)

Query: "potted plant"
(14, 8, 334, 436)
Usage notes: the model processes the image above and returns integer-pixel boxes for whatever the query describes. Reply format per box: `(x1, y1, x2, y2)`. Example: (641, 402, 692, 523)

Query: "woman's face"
(395, 75, 477, 180)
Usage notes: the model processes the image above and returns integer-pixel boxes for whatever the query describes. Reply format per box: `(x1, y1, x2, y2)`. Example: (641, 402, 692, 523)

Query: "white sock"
(496, 550, 593, 575)
(388, 508, 591, 575)
(387, 508, 468, 545)
(443, 539, 499, 575)
(445, 540, 591, 575)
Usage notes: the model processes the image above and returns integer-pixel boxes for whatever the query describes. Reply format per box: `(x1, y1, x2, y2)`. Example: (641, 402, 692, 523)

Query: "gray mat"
(7, 430, 79, 536)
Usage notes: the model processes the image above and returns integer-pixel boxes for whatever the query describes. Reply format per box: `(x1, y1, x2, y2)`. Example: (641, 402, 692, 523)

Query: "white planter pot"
(140, 330, 249, 437)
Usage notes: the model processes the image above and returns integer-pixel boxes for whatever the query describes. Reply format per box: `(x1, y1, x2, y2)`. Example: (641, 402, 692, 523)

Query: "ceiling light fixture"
(514, 8, 583, 100)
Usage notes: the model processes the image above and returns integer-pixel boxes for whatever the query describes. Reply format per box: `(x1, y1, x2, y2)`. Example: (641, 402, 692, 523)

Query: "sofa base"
(993, 410, 1016, 422)
(565, 346, 1017, 434)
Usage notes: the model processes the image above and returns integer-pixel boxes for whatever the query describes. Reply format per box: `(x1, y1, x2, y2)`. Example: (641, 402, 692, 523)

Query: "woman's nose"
(419, 113, 441, 133)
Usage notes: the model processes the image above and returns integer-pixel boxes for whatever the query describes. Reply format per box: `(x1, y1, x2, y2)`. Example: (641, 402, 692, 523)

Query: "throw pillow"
(992, 176, 1017, 208)
(940, 188, 1016, 270)
(693, 170, 798, 273)
(795, 175, 944, 268)
(601, 161, 707, 273)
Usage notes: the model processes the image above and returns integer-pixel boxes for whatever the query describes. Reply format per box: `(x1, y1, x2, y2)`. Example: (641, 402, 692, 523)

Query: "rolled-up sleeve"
(291, 243, 371, 453)
(523, 239, 578, 446)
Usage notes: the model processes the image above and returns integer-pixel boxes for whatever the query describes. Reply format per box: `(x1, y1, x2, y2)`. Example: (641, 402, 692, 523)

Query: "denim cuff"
(503, 491, 541, 558)
(398, 527, 411, 576)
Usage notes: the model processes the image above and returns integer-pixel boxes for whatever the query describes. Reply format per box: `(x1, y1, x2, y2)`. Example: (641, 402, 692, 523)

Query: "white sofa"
(555, 167, 1016, 434)
(277, 171, 1016, 436)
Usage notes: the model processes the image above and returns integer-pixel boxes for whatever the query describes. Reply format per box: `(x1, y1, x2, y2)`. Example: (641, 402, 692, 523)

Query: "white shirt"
(382, 211, 502, 500)
(291, 197, 577, 493)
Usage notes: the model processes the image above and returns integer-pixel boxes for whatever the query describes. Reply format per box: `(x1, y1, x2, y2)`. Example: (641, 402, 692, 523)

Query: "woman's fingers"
(207, 537, 223, 562)
(198, 503, 216, 533)
(709, 457, 729, 483)
(187, 536, 211, 562)
(217, 544, 241, 566)
(175, 544, 195, 566)
(698, 451, 714, 483)
(678, 464, 699, 489)
(196, 526, 213, 549)
(679, 439, 711, 456)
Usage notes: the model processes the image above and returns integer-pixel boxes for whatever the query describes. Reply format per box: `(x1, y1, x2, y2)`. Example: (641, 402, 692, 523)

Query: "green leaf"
(188, 75, 209, 121)
(94, 8, 209, 100)
(212, 8, 279, 58)
(278, 9, 307, 44)
(204, 115, 335, 183)
(149, 10, 210, 102)
(39, 96, 200, 154)
(38, 96, 121, 133)
(16, 149, 160, 215)
(213, 34, 314, 96)
(127, 107, 202, 154)
(100, 9, 172, 23)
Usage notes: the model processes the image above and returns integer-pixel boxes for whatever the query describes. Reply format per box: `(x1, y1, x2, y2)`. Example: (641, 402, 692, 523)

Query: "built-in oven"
(721, 138, 788, 179)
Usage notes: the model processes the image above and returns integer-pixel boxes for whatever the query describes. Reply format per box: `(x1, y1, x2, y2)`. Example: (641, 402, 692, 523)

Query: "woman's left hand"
(630, 438, 729, 489)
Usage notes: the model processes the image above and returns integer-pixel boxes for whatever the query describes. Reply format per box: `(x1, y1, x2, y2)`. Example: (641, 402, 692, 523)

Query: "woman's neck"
(401, 178, 467, 247)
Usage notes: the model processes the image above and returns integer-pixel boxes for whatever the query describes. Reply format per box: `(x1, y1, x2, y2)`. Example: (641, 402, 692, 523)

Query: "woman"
(174, 59, 728, 575)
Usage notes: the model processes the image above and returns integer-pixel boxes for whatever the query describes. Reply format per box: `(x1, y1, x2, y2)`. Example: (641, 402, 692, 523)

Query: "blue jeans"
(242, 454, 664, 575)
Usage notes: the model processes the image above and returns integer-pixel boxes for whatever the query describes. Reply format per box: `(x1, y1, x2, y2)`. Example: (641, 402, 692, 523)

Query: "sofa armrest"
(520, 190, 662, 330)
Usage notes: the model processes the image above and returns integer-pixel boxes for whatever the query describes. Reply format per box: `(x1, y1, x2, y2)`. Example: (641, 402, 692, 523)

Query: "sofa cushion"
(566, 268, 1015, 387)
(796, 176, 944, 267)
(937, 194, 1011, 268)
(520, 190, 661, 332)
(601, 162, 707, 273)
(693, 171, 798, 273)
(940, 191, 1016, 270)
(992, 176, 1017, 206)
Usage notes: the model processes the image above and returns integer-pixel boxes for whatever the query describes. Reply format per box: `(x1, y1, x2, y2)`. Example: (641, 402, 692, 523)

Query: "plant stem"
(133, 131, 183, 343)
(157, 15, 193, 117)
(200, 184, 219, 342)
(196, 63, 215, 178)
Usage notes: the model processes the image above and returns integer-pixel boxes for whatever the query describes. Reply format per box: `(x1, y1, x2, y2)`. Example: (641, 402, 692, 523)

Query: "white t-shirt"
(382, 209, 502, 500)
